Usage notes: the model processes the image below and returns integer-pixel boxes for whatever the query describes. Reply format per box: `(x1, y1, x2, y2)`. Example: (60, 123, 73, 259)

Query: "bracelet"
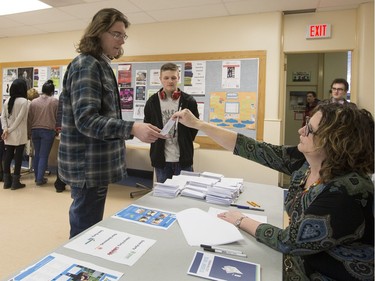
(234, 216, 246, 229)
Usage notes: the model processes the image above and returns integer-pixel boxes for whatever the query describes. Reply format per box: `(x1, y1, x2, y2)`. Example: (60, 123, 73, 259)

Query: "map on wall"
(209, 91, 257, 130)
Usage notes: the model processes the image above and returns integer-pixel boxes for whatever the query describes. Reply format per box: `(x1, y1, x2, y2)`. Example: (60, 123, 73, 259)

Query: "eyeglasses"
(331, 87, 344, 92)
(303, 117, 316, 137)
(107, 31, 128, 41)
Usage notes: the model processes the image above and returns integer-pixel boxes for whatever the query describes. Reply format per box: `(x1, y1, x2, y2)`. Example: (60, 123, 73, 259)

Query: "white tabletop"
(7, 182, 284, 281)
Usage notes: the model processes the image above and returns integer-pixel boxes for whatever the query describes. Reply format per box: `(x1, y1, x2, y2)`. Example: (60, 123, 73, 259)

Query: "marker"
(230, 203, 264, 212)
(200, 244, 243, 254)
(202, 247, 247, 257)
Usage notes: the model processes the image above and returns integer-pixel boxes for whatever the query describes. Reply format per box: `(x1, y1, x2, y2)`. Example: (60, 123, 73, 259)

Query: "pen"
(230, 203, 264, 212)
(203, 247, 247, 257)
(247, 200, 261, 208)
(200, 244, 243, 254)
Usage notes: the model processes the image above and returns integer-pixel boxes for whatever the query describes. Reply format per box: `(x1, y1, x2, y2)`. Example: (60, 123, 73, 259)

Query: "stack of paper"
(205, 178, 243, 205)
(153, 182, 182, 198)
(181, 176, 219, 200)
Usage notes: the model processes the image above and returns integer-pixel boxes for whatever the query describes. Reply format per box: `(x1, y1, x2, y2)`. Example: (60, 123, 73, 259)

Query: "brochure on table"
(188, 251, 260, 281)
(8, 252, 123, 281)
(112, 204, 177, 229)
(64, 226, 156, 266)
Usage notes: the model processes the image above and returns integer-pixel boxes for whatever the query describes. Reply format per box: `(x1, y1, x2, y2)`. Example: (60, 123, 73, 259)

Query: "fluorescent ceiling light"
(0, 0, 51, 16)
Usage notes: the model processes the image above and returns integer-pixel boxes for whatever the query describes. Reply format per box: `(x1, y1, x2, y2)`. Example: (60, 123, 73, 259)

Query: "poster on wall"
(118, 64, 132, 87)
(33, 67, 48, 92)
(50, 66, 61, 90)
(221, 61, 241, 89)
(209, 91, 256, 130)
(2, 68, 18, 97)
(119, 87, 134, 111)
(184, 61, 206, 96)
(18, 67, 33, 90)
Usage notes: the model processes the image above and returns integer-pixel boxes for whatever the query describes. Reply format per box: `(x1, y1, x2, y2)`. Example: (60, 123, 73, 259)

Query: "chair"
(130, 183, 152, 198)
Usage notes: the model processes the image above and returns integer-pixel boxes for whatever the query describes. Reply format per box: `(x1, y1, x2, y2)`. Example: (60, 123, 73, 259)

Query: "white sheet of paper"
(160, 117, 176, 135)
(176, 208, 244, 246)
(64, 226, 156, 266)
(208, 207, 268, 223)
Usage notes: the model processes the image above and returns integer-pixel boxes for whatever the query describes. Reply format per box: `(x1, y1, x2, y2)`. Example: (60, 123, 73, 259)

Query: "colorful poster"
(209, 92, 256, 130)
(118, 63, 132, 87)
(50, 66, 60, 89)
(119, 87, 134, 111)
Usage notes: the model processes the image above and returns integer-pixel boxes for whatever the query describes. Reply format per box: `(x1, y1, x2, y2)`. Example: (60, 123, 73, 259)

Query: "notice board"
(0, 51, 266, 149)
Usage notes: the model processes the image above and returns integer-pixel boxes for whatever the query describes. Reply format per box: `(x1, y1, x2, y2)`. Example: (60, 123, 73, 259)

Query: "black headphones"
(159, 88, 181, 100)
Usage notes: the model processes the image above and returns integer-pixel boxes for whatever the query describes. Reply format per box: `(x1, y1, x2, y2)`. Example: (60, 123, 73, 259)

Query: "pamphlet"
(8, 252, 123, 281)
(112, 204, 176, 229)
(188, 251, 260, 281)
(64, 226, 156, 266)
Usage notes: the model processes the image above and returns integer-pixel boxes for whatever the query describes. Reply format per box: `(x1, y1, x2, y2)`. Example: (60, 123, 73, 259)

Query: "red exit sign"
(306, 24, 331, 39)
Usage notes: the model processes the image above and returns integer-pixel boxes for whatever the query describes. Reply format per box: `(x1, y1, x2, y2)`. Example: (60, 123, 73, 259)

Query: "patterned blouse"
(234, 134, 374, 281)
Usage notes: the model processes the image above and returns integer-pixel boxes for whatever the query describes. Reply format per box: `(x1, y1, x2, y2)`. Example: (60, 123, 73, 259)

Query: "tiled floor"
(0, 171, 141, 279)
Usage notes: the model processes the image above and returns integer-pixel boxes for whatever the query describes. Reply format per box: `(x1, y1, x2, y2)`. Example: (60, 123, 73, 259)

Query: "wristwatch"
(235, 216, 246, 229)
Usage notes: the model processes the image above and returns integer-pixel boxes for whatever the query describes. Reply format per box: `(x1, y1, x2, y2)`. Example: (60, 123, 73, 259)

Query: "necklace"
(300, 167, 320, 193)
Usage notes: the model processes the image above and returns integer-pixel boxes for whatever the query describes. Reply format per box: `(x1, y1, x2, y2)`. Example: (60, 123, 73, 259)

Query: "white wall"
(0, 5, 373, 185)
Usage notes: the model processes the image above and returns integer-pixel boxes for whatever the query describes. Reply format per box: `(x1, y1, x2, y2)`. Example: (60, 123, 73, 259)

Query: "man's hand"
(131, 123, 166, 143)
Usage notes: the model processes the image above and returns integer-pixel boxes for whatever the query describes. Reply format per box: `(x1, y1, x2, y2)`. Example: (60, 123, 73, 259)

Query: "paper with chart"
(64, 226, 156, 266)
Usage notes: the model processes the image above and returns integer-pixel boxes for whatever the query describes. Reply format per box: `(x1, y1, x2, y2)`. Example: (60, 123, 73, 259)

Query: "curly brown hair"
(312, 102, 374, 182)
(76, 8, 130, 59)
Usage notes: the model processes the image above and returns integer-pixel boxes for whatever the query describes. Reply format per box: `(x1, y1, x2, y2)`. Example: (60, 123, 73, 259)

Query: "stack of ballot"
(153, 180, 183, 198)
(181, 175, 220, 199)
(206, 178, 244, 205)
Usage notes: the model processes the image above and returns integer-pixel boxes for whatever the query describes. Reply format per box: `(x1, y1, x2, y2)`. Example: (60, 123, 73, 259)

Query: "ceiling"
(0, 0, 372, 39)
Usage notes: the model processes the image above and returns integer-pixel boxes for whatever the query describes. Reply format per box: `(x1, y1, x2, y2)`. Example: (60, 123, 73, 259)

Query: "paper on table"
(160, 117, 176, 135)
(176, 208, 244, 246)
(208, 207, 268, 223)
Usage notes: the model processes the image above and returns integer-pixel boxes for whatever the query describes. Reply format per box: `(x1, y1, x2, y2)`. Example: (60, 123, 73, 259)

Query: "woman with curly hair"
(173, 102, 374, 281)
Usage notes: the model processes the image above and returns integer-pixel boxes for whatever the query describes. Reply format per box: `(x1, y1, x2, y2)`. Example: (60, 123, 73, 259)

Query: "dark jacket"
(144, 91, 199, 168)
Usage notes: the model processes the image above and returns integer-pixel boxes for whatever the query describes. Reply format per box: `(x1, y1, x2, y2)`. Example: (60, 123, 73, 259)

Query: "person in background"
(54, 96, 66, 193)
(27, 88, 39, 101)
(330, 78, 349, 104)
(0, 120, 4, 182)
(302, 91, 320, 126)
(144, 63, 199, 183)
(173, 102, 374, 281)
(59, 8, 165, 238)
(1, 79, 29, 190)
(28, 80, 59, 186)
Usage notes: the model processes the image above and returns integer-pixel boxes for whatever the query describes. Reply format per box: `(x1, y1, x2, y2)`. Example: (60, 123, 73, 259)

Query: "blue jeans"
(155, 163, 193, 183)
(31, 129, 55, 183)
(69, 185, 108, 238)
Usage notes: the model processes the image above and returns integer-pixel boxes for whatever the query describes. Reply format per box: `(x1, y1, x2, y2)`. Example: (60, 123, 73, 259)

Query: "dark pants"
(69, 185, 108, 238)
(4, 144, 25, 175)
(155, 162, 193, 183)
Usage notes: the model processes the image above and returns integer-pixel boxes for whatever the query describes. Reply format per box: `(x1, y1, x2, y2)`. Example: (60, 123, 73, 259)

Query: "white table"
(6, 182, 284, 281)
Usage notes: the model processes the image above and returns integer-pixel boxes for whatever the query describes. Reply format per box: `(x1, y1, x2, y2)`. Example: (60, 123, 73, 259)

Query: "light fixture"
(0, 0, 51, 16)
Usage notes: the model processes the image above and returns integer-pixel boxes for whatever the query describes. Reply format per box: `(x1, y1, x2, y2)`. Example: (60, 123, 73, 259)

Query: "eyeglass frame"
(304, 117, 317, 137)
(107, 31, 128, 41)
(331, 87, 345, 92)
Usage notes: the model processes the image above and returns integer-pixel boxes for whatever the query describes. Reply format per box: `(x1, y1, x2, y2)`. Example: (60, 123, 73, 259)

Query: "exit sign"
(306, 24, 331, 39)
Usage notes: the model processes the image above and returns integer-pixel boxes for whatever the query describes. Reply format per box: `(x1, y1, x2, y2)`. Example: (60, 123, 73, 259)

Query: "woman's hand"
(2, 130, 8, 140)
(218, 210, 245, 225)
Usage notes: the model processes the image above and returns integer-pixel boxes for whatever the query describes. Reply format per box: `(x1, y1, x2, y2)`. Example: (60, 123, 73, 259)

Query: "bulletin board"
(0, 51, 266, 149)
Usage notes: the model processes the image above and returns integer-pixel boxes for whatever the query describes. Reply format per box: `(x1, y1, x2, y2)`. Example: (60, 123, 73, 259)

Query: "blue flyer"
(188, 251, 260, 281)
(112, 204, 176, 229)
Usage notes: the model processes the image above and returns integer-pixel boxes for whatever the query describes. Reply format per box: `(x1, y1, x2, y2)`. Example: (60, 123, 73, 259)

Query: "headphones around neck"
(159, 88, 181, 100)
